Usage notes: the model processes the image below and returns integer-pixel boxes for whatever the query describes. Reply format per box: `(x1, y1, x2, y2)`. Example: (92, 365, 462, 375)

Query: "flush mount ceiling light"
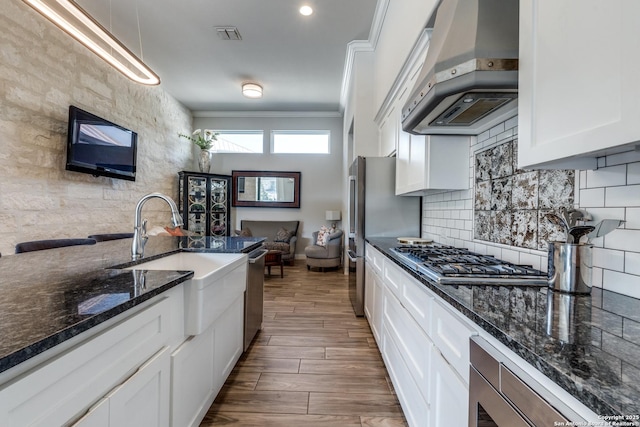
(242, 83, 263, 99)
(299, 5, 313, 16)
(22, 0, 160, 85)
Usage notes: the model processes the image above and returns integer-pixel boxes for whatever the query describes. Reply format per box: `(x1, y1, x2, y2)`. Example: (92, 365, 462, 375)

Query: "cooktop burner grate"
(391, 245, 548, 285)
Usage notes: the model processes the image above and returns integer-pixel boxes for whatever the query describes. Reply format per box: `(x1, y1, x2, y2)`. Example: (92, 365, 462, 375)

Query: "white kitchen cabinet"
(171, 285, 245, 427)
(75, 347, 171, 427)
(364, 262, 384, 345)
(365, 243, 385, 344)
(518, 0, 640, 169)
(376, 30, 428, 158)
(108, 347, 171, 427)
(396, 134, 470, 196)
(367, 244, 476, 427)
(213, 294, 245, 393)
(171, 327, 215, 427)
(383, 286, 431, 402)
(430, 297, 477, 384)
(379, 105, 399, 157)
(429, 347, 468, 427)
(382, 323, 431, 427)
(0, 295, 175, 427)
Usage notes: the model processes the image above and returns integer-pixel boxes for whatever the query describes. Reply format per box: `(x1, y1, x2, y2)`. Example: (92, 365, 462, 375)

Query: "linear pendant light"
(22, 0, 160, 85)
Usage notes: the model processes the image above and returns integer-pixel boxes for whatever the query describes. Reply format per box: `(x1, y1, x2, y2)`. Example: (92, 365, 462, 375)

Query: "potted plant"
(179, 129, 219, 173)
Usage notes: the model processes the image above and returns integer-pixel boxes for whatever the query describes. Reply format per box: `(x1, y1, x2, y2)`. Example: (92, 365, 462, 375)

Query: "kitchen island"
(367, 237, 640, 422)
(0, 235, 264, 426)
(0, 235, 263, 375)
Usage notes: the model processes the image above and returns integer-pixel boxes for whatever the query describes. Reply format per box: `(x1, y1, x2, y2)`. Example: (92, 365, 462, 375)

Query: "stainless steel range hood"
(401, 0, 519, 136)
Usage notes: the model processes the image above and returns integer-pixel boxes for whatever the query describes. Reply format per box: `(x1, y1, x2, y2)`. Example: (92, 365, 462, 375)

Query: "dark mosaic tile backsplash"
(474, 139, 575, 250)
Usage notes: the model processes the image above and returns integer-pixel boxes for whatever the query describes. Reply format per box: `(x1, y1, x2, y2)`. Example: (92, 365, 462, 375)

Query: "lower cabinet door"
(382, 325, 430, 427)
(429, 348, 468, 427)
(108, 347, 171, 427)
(364, 264, 375, 324)
(171, 326, 215, 427)
(383, 287, 431, 402)
(213, 294, 244, 393)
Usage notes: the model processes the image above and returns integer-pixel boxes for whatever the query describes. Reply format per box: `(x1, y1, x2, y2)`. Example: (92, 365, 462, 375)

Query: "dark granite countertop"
(367, 237, 640, 419)
(0, 236, 265, 375)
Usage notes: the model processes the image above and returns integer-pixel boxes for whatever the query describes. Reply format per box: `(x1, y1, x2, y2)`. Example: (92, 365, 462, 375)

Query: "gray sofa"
(239, 220, 299, 265)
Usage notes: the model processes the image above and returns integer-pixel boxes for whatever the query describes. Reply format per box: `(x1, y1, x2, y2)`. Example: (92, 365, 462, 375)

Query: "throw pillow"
(235, 228, 252, 237)
(316, 226, 331, 247)
(274, 227, 293, 243)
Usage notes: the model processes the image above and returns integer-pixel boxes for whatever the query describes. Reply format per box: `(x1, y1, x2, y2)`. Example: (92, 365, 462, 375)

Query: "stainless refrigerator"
(347, 157, 421, 316)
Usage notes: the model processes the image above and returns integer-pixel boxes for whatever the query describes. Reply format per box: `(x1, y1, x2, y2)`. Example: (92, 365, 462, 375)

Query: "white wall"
(422, 116, 640, 299)
(0, 1, 193, 255)
(192, 114, 344, 256)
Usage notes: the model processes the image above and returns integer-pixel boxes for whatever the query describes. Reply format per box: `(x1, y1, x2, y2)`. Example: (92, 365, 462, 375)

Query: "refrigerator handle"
(348, 175, 356, 238)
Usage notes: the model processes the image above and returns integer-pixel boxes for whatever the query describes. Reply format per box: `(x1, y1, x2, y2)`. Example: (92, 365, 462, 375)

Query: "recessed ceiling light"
(299, 5, 313, 16)
(242, 83, 263, 98)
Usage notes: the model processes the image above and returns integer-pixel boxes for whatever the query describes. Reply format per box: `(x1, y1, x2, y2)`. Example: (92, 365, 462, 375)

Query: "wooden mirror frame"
(231, 170, 301, 208)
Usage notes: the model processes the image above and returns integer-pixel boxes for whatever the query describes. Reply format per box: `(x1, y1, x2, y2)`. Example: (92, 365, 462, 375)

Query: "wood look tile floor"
(200, 262, 408, 427)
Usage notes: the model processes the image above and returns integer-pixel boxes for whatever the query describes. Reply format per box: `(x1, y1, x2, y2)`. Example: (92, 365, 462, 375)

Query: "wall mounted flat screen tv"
(66, 106, 137, 181)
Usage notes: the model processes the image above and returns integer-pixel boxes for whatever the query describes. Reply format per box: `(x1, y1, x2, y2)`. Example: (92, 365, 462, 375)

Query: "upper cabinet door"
(518, 0, 640, 170)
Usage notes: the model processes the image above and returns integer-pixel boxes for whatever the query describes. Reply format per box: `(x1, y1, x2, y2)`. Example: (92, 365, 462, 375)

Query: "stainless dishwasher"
(469, 336, 573, 426)
(245, 248, 267, 351)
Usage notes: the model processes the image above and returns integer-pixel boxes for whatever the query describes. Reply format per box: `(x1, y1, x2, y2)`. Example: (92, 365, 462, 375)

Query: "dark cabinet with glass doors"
(178, 171, 231, 239)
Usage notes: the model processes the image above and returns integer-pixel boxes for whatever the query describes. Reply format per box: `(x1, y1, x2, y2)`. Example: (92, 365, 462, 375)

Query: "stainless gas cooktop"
(391, 245, 548, 285)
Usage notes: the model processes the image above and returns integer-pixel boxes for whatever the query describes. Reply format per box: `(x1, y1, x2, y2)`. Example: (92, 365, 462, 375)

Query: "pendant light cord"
(135, 0, 144, 60)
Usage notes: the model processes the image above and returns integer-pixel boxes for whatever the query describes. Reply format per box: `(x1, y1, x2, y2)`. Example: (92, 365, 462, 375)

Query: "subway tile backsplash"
(422, 116, 640, 298)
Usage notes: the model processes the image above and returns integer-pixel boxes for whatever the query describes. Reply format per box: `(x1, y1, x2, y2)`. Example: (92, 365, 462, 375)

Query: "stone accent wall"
(0, 1, 194, 255)
(473, 139, 575, 250)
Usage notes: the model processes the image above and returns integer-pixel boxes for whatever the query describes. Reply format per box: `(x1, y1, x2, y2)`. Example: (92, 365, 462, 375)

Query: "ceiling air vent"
(215, 27, 242, 40)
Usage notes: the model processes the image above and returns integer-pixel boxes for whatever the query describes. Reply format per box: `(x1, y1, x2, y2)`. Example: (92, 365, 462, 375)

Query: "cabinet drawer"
(382, 325, 431, 427)
(366, 244, 385, 276)
(0, 296, 172, 427)
(384, 288, 431, 402)
(402, 276, 433, 335)
(430, 299, 477, 384)
(383, 258, 406, 302)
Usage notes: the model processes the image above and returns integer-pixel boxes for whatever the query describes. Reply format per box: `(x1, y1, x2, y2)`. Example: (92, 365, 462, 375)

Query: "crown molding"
(368, 0, 390, 50)
(338, 0, 389, 112)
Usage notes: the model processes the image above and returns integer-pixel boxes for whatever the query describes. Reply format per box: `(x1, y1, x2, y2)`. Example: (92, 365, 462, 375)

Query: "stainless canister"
(547, 242, 593, 294)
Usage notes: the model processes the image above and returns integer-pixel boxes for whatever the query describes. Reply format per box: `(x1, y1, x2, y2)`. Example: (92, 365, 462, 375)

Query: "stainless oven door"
(469, 337, 570, 427)
(469, 367, 529, 426)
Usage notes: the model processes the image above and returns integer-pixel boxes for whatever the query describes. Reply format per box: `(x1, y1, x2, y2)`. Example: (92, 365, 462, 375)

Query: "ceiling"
(75, 0, 379, 113)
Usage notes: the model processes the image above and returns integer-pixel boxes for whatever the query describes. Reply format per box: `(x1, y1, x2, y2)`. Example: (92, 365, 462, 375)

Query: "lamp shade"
(325, 210, 341, 221)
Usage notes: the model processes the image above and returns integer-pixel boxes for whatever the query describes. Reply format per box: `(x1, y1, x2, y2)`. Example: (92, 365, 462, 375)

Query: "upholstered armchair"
(305, 229, 343, 271)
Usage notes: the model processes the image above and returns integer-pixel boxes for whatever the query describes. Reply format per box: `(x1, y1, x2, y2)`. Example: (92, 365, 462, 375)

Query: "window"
(211, 131, 263, 153)
(271, 130, 330, 154)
